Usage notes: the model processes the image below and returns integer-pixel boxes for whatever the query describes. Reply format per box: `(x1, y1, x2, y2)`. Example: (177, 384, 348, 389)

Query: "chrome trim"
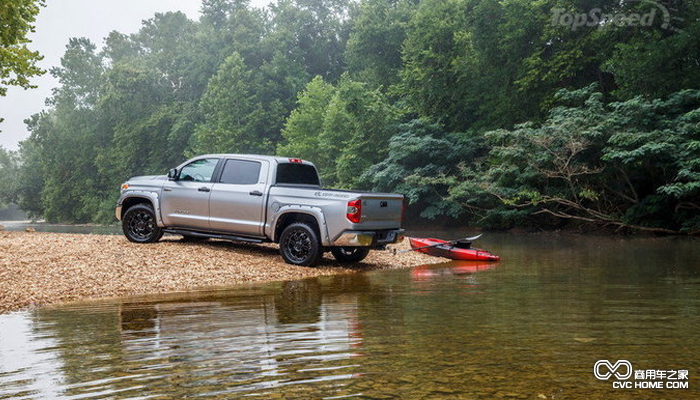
(333, 231, 375, 246)
(332, 229, 405, 247)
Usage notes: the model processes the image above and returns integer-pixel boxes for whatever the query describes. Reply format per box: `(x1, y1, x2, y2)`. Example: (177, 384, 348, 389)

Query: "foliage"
(398, 0, 548, 131)
(0, 146, 20, 206)
(345, 0, 417, 90)
(7, 0, 700, 234)
(15, 1, 354, 223)
(0, 0, 44, 102)
(276, 76, 335, 173)
(602, 2, 700, 100)
(360, 119, 487, 219)
(389, 87, 700, 232)
(191, 52, 267, 154)
(278, 75, 399, 188)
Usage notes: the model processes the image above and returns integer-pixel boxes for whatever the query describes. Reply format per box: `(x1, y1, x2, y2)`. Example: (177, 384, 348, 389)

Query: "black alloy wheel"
(279, 222, 322, 267)
(122, 204, 163, 243)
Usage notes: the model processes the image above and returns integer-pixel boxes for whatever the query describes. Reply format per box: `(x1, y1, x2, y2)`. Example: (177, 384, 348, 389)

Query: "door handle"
(198, 187, 211, 192)
(249, 190, 263, 196)
(163, 188, 172, 192)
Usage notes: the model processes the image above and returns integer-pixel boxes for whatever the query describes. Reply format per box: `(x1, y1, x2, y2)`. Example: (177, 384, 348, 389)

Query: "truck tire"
(331, 247, 371, 263)
(279, 222, 322, 267)
(122, 203, 163, 243)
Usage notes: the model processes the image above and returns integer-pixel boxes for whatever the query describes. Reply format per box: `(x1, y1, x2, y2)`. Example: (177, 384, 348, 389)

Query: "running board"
(164, 229, 264, 243)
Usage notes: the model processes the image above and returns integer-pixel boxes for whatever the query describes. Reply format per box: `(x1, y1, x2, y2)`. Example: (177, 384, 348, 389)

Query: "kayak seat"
(454, 240, 472, 249)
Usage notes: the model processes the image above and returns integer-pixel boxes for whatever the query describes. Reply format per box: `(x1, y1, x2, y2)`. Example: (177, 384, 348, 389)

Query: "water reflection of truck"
(116, 155, 405, 266)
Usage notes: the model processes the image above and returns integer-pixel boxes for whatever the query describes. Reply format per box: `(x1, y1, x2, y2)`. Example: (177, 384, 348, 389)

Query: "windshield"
(276, 163, 320, 186)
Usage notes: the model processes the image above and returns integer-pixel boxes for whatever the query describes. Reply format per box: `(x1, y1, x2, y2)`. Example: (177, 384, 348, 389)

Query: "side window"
(219, 159, 262, 185)
(179, 158, 219, 182)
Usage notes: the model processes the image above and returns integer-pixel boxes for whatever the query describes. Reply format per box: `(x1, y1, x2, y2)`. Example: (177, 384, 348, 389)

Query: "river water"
(0, 232, 698, 399)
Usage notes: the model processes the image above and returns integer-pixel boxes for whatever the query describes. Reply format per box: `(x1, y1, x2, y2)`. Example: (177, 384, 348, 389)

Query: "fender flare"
(269, 205, 331, 246)
(118, 191, 164, 227)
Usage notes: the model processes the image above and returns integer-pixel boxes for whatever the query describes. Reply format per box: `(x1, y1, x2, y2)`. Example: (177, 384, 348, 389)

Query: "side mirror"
(167, 168, 179, 180)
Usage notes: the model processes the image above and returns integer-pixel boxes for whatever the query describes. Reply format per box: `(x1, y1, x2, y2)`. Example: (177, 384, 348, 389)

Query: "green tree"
(324, 77, 400, 188)
(264, 0, 351, 82)
(96, 13, 205, 179)
(603, 2, 700, 99)
(191, 52, 266, 154)
(0, 0, 45, 102)
(474, 87, 699, 232)
(515, 0, 619, 110)
(0, 146, 20, 206)
(345, 0, 417, 90)
(278, 75, 399, 188)
(360, 119, 487, 219)
(19, 38, 106, 223)
(16, 114, 47, 218)
(9, 0, 700, 233)
(49, 38, 104, 107)
(277, 76, 336, 166)
(399, 0, 547, 131)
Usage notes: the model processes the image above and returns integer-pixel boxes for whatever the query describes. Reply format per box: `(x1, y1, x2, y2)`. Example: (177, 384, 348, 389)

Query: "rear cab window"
(219, 159, 262, 185)
(276, 163, 320, 186)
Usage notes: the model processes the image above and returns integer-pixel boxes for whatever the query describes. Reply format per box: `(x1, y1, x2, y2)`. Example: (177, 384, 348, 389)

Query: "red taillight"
(347, 199, 362, 223)
(289, 158, 303, 163)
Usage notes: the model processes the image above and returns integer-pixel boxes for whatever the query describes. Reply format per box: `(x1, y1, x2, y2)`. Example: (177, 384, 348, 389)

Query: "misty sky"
(0, 0, 271, 151)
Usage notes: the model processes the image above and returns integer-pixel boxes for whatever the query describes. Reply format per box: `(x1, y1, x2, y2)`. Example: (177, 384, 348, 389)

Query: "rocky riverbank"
(0, 232, 436, 313)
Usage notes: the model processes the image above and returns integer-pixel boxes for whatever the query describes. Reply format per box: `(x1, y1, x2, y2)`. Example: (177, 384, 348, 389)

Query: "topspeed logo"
(594, 360, 633, 380)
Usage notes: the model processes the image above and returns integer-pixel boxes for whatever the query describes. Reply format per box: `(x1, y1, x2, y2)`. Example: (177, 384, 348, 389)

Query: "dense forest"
(1, 0, 699, 233)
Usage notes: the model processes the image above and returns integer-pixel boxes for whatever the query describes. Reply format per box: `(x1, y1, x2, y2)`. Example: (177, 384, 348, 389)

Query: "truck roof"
(192, 154, 314, 165)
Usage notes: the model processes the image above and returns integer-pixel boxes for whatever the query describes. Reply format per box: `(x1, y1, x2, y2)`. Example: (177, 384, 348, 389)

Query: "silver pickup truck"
(116, 154, 404, 266)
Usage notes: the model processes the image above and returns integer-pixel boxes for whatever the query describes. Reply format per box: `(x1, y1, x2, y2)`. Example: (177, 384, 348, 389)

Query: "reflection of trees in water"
(274, 278, 322, 324)
(20, 242, 700, 400)
(328, 273, 371, 293)
(120, 303, 157, 337)
(24, 277, 373, 398)
(32, 306, 124, 394)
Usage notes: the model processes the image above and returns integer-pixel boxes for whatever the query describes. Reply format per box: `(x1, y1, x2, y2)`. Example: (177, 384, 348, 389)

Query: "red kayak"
(408, 237, 500, 261)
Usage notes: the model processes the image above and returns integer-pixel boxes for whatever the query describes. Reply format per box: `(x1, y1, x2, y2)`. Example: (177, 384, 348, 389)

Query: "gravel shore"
(0, 232, 436, 313)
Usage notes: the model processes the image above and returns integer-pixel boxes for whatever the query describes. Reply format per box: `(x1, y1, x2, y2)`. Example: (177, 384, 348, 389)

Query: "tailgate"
(358, 195, 403, 227)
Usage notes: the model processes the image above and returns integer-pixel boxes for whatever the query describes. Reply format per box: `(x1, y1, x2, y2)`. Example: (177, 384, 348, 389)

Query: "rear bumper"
(332, 229, 405, 247)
